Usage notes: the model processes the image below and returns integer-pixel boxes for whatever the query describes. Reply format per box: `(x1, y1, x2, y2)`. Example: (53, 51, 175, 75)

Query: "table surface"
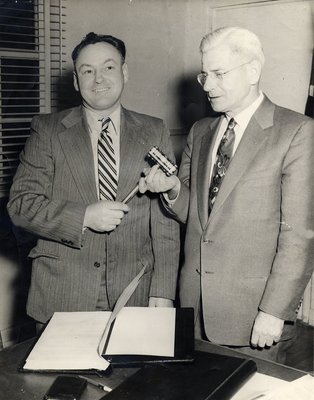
(0, 338, 306, 400)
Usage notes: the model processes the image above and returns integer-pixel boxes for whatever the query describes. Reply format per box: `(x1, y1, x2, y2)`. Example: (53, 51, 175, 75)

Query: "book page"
(231, 373, 314, 400)
(262, 375, 314, 400)
(97, 266, 147, 355)
(24, 312, 111, 371)
(231, 372, 287, 400)
(104, 307, 176, 356)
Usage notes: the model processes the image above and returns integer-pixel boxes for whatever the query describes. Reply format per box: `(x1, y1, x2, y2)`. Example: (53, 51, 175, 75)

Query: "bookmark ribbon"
(97, 265, 146, 356)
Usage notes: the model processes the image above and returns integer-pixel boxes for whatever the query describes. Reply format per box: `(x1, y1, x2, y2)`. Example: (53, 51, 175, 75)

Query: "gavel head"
(147, 146, 177, 176)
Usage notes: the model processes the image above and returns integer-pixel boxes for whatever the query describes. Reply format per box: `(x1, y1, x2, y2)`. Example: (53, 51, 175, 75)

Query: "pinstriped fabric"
(98, 118, 118, 200)
(7, 107, 181, 322)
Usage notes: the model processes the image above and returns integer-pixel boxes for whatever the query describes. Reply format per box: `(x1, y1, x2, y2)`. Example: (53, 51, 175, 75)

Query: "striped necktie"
(208, 118, 236, 213)
(98, 117, 118, 200)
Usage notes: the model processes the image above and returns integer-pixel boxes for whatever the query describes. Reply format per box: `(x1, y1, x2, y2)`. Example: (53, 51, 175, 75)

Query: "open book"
(22, 307, 182, 371)
(20, 267, 194, 373)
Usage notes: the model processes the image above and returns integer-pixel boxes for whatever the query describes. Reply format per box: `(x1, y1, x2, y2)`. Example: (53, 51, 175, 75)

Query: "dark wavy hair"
(71, 32, 126, 65)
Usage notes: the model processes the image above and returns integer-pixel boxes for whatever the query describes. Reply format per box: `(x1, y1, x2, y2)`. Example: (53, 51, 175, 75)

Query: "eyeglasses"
(197, 61, 251, 86)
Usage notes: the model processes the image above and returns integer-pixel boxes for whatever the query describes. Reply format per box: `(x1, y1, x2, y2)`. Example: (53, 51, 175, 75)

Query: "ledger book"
(20, 307, 194, 373)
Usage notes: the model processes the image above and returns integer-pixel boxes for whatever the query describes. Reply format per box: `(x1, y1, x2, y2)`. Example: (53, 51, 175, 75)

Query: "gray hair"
(200, 27, 265, 66)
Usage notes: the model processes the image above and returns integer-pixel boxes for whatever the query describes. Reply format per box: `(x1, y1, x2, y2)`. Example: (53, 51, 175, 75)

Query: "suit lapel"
(116, 108, 148, 202)
(197, 117, 222, 230)
(207, 97, 275, 222)
(58, 107, 98, 204)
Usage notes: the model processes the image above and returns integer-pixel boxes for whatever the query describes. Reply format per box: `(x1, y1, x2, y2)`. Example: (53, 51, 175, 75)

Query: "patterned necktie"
(98, 117, 118, 200)
(208, 118, 236, 213)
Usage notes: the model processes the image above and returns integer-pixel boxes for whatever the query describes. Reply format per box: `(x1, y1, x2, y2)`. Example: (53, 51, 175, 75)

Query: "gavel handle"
(122, 184, 139, 204)
(122, 164, 166, 204)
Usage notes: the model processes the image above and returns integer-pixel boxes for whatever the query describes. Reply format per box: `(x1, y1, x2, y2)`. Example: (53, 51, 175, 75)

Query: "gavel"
(122, 146, 178, 203)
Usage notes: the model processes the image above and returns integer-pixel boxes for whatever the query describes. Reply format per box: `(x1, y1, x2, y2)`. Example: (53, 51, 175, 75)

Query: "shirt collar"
(84, 105, 121, 134)
(226, 92, 264, 128)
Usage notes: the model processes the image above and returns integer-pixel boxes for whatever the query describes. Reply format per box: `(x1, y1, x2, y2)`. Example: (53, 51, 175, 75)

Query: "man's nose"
(95, 70, 104, 83)
(203, 75, 217, 92)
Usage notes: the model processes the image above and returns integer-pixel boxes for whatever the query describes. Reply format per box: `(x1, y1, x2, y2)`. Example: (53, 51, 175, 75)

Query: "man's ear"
(248, 59, 262, 85)
(73, 71, 79, 92)
(122, 63, 129, 84)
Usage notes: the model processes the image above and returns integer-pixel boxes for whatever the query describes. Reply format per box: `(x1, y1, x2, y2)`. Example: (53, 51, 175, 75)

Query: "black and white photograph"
(0, 1, 313, 399)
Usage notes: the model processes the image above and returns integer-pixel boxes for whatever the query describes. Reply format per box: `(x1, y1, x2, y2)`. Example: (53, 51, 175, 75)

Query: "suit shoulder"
(190, 116, 218, 138)
(193, 116, 217, 128)
(31, 107, 81, 136)
(273, 104, 314, 128)
(123, 108, 165, 126)
(32, 107, 75, 124)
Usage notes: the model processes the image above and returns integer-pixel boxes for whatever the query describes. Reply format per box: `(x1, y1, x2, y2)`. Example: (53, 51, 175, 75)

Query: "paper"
(97, 265, 147, 355)
(231, 372, 314, 400)
(262, 374, 314, 400)
(105, 307, 175, 356)
(230, 372, 287, 400)
(24, 311, 111, 371)
(23, 307, 176, 371)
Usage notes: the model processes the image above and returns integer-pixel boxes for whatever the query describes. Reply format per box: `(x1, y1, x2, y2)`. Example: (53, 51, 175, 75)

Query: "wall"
(65, 0, 313, 126)
(211, 0, 314, 114)
(65, 0, 211, 130)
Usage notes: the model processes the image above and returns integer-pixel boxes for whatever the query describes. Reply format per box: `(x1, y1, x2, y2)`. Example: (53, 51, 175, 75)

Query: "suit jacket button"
(94, 262, 101, 268)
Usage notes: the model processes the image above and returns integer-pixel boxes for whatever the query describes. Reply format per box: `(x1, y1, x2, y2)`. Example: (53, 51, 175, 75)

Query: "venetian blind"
(0, 0, 66, 198)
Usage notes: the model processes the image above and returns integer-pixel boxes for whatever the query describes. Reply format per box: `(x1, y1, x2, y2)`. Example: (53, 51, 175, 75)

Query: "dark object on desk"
(43, 375, 87, 400)
(103, 307, 195, 367)
(101, 351, 257, 400)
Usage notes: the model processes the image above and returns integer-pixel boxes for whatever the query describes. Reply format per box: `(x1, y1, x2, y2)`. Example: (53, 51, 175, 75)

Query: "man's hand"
(251, 311, 284, 348)
(148, 297, 174, 307)
(138, 165, 180, 199)
(84, 200, 129, 232)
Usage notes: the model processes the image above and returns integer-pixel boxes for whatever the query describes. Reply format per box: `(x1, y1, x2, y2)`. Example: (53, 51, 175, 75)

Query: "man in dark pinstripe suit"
(7, 32, 180, 324)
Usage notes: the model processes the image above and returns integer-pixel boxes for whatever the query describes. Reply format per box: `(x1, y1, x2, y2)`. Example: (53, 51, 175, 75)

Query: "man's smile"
(93, 87, 110, 93)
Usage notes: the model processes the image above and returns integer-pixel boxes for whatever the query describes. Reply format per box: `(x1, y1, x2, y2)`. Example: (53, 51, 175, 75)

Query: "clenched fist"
(84, 200, 129, 232)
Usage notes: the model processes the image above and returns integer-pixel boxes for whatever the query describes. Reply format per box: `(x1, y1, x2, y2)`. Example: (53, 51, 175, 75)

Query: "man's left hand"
(251, 311, 284, 348)
(148, 297, 174, 307)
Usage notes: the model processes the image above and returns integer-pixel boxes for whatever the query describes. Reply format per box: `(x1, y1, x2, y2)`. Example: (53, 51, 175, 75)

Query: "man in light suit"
(139, 27, 314, 362)
(7, 32, 179, 324)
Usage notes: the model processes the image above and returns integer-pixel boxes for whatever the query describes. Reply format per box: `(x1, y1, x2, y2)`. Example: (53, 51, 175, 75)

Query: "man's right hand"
(139, 164, 180, 200)
(83, 201, 129, 232)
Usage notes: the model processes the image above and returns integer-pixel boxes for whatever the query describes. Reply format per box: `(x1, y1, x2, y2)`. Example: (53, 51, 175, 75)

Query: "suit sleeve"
(259, 118, 314, 320)
(7, 115, 86, 248)
(165, 123, 195, 223)
(149, 122, 180, 300)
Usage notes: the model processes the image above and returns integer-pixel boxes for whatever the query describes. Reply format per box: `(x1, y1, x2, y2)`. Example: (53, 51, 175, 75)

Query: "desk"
(0, 339, 305, 400)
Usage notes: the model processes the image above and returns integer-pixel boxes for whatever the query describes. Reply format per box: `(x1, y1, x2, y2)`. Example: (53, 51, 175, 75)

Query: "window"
(0, 0, 66, 198)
